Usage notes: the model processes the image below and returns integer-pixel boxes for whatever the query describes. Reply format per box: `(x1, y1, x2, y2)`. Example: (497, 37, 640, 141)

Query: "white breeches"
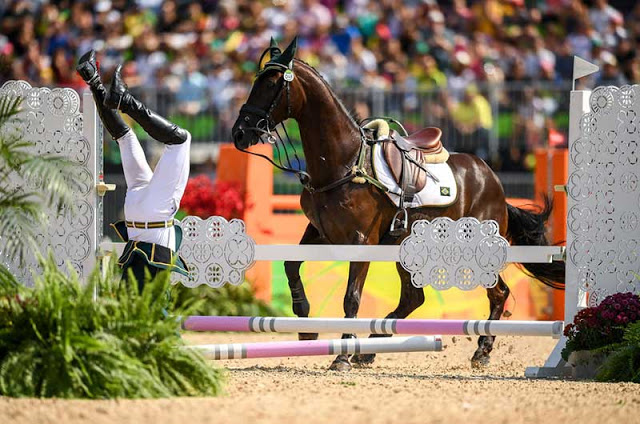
(117, 129, 191, 251)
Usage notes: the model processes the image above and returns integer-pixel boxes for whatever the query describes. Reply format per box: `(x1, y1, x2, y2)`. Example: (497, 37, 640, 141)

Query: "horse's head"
(232, 37, 299, 149)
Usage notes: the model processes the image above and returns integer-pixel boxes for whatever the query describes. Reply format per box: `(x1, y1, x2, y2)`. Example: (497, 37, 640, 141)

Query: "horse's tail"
(506, 197, 565, 290)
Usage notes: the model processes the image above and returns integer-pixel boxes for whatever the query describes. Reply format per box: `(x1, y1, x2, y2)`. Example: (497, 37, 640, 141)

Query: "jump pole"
(183, 316, 564, 338)
(191, 335, 443, 360)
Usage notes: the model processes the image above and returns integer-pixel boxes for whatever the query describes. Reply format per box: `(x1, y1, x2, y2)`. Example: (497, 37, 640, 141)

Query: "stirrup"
(389, 208, 408, 236)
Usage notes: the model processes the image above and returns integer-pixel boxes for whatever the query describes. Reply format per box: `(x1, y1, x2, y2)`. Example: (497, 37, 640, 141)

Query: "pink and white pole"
(192, 335, 443, 360)
(183, 316, 563, 338)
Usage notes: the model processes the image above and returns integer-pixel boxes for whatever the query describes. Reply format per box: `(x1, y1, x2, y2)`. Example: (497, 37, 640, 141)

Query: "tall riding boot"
(103, 65, 189, 145)
(76, 50, 130, 140)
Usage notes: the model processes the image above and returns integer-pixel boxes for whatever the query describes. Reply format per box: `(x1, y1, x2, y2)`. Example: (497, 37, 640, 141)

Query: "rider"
(76, 50, 190, 291)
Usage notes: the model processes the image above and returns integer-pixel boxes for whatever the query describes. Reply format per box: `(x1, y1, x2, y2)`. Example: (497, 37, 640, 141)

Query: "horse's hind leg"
(329, 260, 371, 371)
(284, 223, 322, 341)
(352, 263, 425, 366)
(471, 275, 510, 368)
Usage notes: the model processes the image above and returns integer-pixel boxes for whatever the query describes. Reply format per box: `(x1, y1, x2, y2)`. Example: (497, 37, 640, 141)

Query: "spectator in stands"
(176, 57, 208, 116)
(448, 84, 493, 160)
(411, 53, 446, 90)
(589, 0, 623, 35)
(596, 51, 628, 86)
(1, 0, 639, 172)
(446, 51, 475, 102)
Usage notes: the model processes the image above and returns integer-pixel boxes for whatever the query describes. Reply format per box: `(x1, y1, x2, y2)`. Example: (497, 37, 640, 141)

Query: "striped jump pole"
(183, 316, 564, 338)
(191, 335, 443, 360)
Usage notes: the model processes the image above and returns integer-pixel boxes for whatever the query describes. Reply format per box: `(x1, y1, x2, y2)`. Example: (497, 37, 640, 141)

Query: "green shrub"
(172, 282, 286, 318)
(596, 321, 640, 383)
(0, 255, 224, 398)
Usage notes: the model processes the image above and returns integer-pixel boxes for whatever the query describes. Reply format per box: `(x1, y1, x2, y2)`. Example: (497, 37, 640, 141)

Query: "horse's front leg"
(284, 223, 322, 341)
(329, 259, 371, 371)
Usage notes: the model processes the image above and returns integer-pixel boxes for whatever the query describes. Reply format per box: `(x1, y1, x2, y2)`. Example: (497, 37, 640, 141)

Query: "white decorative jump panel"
(174, 216, 255, 288)
(399, 217, 509, 290)
(567, 84, 640, 304)
(0, 81, 100, 285)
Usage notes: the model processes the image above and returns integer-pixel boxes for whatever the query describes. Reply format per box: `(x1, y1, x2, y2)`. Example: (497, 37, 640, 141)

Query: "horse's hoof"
(298, 332, 318, 341)
(329, 358, 352, 372)
(351, 353, 376, 366)
(470, 353, 490, 369)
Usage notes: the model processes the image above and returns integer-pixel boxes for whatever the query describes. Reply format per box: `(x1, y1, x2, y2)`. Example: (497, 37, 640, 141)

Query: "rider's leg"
(103, 64, 189, 145)
(145, 134, 191, 217)
(77, 51, 152, 189)
(103, 63, 191, 213)
(117, 130, 154, 190)
(76, 50, 130, 140)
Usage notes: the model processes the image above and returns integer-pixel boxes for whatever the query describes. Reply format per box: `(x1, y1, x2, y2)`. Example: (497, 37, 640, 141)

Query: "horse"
(232, 38, 565, 371)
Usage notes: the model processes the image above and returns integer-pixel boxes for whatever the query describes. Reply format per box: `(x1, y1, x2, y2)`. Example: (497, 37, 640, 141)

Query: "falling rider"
(76, 50, 190, 291)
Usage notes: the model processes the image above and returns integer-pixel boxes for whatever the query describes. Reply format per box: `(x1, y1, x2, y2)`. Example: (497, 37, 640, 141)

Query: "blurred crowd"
(1, 0, 639, 171)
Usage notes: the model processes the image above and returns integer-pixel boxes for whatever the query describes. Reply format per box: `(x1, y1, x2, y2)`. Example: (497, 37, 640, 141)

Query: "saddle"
(364, 119, 450, 235)
(383, 128, 448, 194)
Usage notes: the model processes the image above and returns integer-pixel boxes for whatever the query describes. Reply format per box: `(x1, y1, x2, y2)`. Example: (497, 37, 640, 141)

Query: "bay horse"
(232, 38, 565, 371)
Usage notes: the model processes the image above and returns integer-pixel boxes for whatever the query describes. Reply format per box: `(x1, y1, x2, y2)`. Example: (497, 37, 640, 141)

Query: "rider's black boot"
(103, 65, 189, 145)
(76, 50, 130, 140)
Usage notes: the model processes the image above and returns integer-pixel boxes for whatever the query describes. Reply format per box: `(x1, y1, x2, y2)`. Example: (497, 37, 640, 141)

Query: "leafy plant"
(595, 321, 640, 383)
(172, 282, 286, 318)
(0, 94, 76, 265)
(561, 292, 640, 361)
(0, 254, 225, 398)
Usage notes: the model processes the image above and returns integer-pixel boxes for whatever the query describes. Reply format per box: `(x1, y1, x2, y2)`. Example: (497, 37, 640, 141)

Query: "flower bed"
(179, 175, 246, 219)
(562, 292, 640, 381)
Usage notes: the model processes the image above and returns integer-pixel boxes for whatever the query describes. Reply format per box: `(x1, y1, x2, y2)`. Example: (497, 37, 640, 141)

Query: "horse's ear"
(274, 36, 297, 68)
(269, 37, 281, 56)
(259, 38, 282, 71)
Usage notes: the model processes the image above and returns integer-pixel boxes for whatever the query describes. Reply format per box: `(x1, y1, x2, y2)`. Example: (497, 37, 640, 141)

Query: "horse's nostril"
(233, 129, 245, 144)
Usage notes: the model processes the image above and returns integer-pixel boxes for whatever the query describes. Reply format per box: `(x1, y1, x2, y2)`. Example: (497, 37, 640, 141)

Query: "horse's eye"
(267, 80, 276, 88)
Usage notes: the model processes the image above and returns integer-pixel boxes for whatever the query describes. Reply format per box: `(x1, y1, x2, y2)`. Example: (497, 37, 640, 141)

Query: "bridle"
(237, 62, 312, 187)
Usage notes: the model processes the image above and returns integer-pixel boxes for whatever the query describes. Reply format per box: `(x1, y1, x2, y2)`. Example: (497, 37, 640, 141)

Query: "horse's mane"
(294, 59, 362, 126)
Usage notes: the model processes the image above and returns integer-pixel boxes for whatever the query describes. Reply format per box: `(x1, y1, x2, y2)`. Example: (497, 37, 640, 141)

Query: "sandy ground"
(1, 332, 639, 424)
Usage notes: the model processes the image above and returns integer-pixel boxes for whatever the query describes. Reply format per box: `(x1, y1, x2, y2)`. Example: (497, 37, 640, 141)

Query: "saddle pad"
(372, 144, 458, 208)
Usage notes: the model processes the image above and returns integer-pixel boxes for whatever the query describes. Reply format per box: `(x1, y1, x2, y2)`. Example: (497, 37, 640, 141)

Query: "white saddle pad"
(372, 144, 458, 208)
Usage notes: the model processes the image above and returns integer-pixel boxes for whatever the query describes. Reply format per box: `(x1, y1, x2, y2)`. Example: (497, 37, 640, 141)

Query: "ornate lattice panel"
(567, 85, 640, 305)
(0, 81, 100, 285)
(399, 217, 508, 290)
(173, 216, 256, 288)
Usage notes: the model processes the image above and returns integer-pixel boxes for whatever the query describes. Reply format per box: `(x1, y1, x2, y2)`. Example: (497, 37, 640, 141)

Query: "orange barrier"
(534, 148, 568, 321)
(216, 144, 274, 301)
(218, 143, 568, 319)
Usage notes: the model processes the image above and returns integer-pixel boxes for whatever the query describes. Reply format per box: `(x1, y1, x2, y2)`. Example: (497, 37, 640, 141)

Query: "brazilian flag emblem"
(440, 186, 451, 196)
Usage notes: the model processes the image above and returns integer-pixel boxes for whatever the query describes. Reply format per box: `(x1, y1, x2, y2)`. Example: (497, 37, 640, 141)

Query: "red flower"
(563, 292, 640, 356)
(179, 175, 247, 219)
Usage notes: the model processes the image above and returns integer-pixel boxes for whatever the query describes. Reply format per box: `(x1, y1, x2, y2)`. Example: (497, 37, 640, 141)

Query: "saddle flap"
(382, 142, 427, 193)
